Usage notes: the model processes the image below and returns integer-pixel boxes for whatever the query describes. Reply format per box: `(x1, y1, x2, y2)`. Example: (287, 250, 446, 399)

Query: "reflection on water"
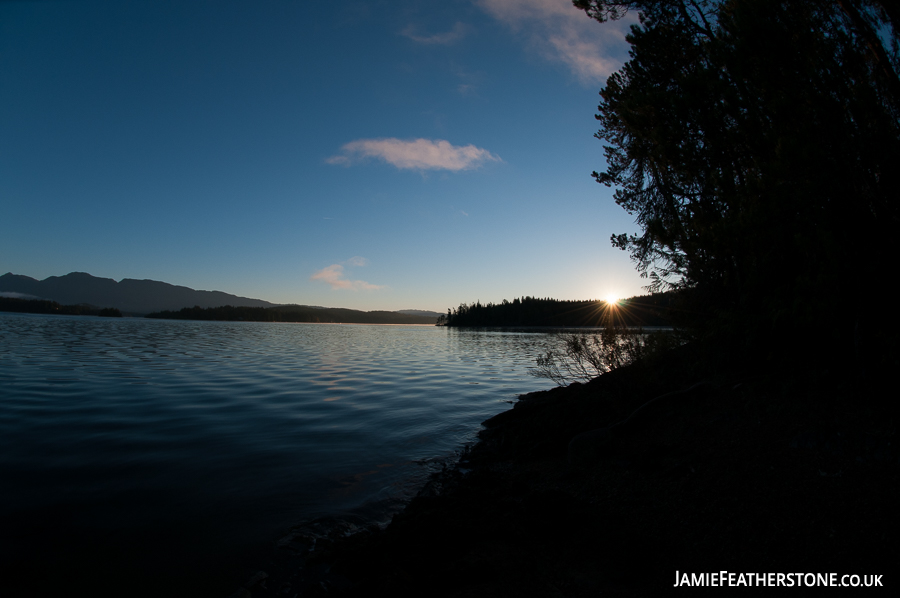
(0, 313, 568, 595)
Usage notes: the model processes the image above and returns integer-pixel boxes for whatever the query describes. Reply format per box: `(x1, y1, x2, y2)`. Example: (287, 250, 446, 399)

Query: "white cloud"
(402, 21, 468, 45)
(310, 258, 383, 291)
(327, 138, 502, 171)
(474, 0, 632, 84)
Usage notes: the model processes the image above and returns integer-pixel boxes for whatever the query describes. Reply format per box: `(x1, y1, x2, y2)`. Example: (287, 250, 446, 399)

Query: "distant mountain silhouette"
(397, 309, 444, 318)
(0, 272, 276, 314)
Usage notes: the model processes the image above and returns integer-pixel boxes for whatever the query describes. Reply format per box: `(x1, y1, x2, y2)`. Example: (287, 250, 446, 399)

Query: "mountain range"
(0, 272, 278, 315)
(0, 272, 446, 320)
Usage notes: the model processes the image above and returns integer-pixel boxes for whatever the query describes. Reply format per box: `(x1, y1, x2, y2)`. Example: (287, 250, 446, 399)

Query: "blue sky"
(1, 0, 646, 311)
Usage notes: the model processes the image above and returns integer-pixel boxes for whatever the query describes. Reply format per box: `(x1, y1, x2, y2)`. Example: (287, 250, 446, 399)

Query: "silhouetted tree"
(576, 0, 900, 364)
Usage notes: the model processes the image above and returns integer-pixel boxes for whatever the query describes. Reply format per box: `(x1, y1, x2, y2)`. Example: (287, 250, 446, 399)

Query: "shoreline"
(231, 347, 899, 596)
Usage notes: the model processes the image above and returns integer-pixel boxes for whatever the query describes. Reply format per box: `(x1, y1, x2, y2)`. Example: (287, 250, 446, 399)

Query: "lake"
(0, 313, 565, 596)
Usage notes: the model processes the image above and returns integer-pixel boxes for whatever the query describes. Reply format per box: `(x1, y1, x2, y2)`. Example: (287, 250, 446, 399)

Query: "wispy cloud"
(475, 0, 632, 84)
(0, 291, 42, 300)
(345, 256, 368, 267)
(327, 138, 502, 171)
(310, 257, 384, 291)
(402, 21, 469, 45)
(452, 64, 484, 97)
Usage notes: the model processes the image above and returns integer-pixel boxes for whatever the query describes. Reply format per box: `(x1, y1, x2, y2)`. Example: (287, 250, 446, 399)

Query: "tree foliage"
(439, 294, 678, 327)
(576, 0, 900, 362)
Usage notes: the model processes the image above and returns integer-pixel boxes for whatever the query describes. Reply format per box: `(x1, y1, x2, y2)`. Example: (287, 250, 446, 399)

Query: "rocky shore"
(232, 346, 898, 596)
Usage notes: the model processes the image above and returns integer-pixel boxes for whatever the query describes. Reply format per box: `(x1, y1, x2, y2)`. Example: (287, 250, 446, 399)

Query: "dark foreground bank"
(231, 345, 899, 597)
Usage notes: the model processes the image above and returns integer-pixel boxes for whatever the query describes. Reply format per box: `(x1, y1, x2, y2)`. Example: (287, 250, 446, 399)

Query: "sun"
(604, 294, 619, 307)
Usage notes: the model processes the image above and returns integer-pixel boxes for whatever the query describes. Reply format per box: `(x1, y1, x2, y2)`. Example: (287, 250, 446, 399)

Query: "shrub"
(530, 326, 680, 386)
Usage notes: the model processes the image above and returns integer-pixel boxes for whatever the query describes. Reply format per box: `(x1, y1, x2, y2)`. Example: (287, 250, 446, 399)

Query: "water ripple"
(0, 313, 578, 593)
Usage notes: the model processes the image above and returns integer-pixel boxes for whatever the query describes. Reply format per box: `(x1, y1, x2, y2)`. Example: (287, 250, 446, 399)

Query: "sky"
(1, 0, 647, 312)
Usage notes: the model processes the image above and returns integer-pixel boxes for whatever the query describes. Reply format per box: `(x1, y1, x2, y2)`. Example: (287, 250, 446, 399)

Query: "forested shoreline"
(147, 304, 438, 325)
(0, 296, 438, 325)
(438, 294, 677, 327)
(0, 296, 122, 317)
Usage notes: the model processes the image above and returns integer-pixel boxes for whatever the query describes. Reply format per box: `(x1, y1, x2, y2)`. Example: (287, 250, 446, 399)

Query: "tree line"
(146, 304, 438, 325)
(0, 296, 122, 317)
(438, 294, 677, 327)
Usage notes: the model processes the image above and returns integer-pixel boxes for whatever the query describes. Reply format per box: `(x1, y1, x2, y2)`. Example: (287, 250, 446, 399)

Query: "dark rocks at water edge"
(237, 347, 899, 596)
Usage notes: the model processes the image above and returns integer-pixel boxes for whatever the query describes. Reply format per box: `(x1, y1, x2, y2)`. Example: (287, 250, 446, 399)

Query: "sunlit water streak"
(0, 313, 567, 595)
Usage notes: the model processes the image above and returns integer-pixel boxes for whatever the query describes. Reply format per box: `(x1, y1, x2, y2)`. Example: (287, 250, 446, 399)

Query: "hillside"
(0, 272, 274, 314)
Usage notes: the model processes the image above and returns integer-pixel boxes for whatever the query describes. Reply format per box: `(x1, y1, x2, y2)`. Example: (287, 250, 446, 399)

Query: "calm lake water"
(0, 312, 564, 596)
